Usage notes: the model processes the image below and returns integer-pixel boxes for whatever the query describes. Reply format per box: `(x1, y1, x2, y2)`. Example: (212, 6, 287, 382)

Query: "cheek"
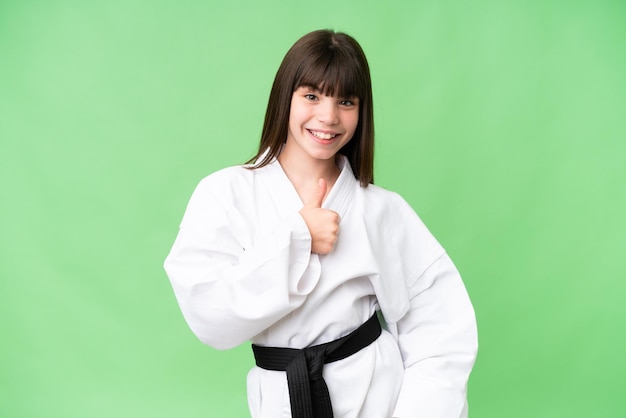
(346, 112, 359, 133)
(288, 106, 306, 127)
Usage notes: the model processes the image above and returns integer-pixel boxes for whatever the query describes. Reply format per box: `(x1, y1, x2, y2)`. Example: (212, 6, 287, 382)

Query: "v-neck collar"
(257, 154, 357, 220)
(323, 155, 356, 219)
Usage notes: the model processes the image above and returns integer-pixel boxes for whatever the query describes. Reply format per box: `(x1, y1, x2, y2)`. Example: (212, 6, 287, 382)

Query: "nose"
(316, 100, 339, 126)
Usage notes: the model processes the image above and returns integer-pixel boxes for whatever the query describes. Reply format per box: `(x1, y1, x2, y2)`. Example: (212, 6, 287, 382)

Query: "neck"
(277, 145, 342, 201)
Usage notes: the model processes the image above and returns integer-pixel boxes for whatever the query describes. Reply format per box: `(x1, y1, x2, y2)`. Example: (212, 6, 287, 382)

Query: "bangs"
(295, 49, 367, 99)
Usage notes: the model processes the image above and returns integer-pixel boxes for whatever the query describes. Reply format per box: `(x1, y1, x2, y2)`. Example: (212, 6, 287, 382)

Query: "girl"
(164, 30, 477, 418)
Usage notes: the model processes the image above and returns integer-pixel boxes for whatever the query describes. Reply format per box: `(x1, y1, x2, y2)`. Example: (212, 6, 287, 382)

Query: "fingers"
(312, 212, 340, 254)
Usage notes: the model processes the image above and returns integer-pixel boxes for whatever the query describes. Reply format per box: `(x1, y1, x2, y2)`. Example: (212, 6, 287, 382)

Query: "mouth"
(307, 129, 341, 143)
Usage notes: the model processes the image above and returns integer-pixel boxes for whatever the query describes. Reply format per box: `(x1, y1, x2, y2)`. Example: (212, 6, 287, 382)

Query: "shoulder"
(359, 183, 445, 268)
(183, 165, 257, 212)
(194, 164, 255, 195)
(359, 184, 418, 222)
(177, 164, 261, 226)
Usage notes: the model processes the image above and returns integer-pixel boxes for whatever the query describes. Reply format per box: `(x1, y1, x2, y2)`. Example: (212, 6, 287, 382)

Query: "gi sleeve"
(392, 253, 478, 418)
(164, 175, 319, 350)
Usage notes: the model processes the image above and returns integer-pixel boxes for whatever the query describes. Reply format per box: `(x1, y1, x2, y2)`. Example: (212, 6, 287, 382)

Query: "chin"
(310, 151, 338, 161)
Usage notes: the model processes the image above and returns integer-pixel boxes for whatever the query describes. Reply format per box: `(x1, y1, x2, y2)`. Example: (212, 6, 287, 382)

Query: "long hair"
(247, 29, 374, 186)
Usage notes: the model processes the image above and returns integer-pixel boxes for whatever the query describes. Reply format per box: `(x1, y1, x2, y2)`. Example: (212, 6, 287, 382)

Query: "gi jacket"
(165, 155, 478, 417)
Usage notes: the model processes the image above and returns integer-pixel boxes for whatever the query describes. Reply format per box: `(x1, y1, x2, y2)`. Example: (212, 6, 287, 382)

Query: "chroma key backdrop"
(1, 1, 625, 417)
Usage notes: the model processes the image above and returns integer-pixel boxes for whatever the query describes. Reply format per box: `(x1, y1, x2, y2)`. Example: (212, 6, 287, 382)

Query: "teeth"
(310, 130, 338, 140)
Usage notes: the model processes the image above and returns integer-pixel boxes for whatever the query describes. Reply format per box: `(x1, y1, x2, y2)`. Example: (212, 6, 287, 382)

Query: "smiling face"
(251, 30, 374, 186)
(284, 86, 360, 164)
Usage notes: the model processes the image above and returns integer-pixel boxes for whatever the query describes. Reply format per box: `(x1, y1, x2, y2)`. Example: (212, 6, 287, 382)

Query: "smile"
(307, 129, 340, 140)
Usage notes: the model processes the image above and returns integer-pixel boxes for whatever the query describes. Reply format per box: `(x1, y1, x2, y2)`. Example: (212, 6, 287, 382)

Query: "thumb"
(307, 178, 327, 208)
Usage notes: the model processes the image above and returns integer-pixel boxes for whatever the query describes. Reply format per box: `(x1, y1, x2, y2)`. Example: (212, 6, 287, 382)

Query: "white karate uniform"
(164, 155, 478, 418)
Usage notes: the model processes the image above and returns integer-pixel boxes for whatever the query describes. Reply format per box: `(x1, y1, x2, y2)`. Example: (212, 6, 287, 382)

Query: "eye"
(339, 99, 356, 107)
(304, 93, 318, 101)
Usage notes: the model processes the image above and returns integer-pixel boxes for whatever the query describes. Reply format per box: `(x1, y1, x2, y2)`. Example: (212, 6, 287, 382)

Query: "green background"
(1, 0, 625, 417)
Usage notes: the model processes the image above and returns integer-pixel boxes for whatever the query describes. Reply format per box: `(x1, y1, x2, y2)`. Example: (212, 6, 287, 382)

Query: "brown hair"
(247, 29, 374, 186)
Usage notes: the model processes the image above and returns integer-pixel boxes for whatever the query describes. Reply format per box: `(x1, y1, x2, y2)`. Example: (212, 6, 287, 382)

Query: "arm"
(392, 253, 478, 418)
(164, 176, 319, 349)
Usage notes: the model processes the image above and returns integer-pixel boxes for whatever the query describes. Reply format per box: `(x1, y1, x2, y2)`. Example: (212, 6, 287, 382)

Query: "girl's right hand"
(299, 178, 340, 255)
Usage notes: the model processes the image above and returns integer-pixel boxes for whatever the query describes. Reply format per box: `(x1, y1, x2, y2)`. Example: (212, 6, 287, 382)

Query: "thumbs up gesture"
(299, 178, 340, 255)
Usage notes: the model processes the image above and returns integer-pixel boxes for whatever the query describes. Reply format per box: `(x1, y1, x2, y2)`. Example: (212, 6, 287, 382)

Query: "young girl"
(164, 30, 477, 418)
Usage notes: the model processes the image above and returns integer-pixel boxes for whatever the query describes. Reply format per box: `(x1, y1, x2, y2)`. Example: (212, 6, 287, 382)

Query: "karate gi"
(164, 155, 478, 418)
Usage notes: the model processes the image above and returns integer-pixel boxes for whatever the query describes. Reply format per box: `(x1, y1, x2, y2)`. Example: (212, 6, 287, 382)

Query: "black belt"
(251, 314, 382, 418)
